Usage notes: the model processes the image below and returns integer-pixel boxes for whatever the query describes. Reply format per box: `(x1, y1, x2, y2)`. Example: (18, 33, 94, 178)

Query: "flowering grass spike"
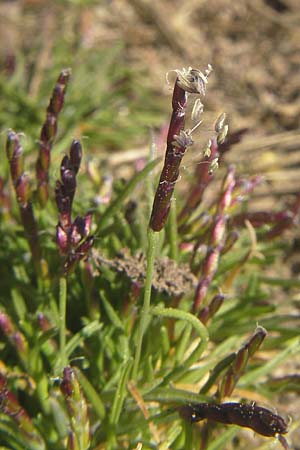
(149, 65, 213, 232)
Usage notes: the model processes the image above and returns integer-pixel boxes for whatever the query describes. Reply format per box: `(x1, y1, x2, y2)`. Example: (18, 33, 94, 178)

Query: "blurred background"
(1, 0, 300, 201)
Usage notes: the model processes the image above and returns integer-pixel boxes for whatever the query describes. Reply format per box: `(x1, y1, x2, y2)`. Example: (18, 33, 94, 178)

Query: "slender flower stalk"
(149, 65, 212, 232)
(134, 66, 212, 380)
(132, 228, 158, 381)
(6, 130, 41, 266)
(193, 166, 236, 312)
(36, 68, 71, 207)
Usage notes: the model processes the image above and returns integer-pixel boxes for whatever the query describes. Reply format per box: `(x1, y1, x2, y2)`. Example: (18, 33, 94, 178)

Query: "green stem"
(58, 276, 67, 374)
(132, 228, 158, 381)
(151, 306, 209, 382)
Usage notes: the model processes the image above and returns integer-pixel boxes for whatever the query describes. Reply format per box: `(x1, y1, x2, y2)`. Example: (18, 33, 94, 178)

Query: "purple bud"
(49, 85, 64, 113)
(211, 216, 226, 247)
(61, 366, 73, 397)
(222, 230, 239, 254)
(56, 224, 68, 254)
(76, 236, 94, 256)
(209, 294, 224, 316)
(55, 181, 71, 228)
(233, 347, 249, 374)
(194, 277, 210, 312)
(15, 174, 31, 206)
(0, 312, 14, 335)
(199, 306, 210, 324)
(12, 332, 27, 354)
(203, 248, 220, 278)
(38, 144, 51, 175)
(70, 140, 82, 174)
(6, 130, 19, 161)
(70, 218, 84, 247)
(63, 236, 94, 274)
(69, 214, 92, 246)
(218, 165, 235, 213)
(220, 369, 236, 398)
(62, 169, 76, 204)
(83, 213, 92, 235)
(60, 155, 71, 179)
(37, 181, 49, 206)
(6, 131, 24, 182)
(40, 115, 57, 144)
(48, 69, 71, 115)
(37, 313, 53, 331)
(247, 326, 267, 356)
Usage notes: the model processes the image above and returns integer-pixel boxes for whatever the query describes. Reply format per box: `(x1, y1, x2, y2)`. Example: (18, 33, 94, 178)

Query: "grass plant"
(0, 64, 299, 450)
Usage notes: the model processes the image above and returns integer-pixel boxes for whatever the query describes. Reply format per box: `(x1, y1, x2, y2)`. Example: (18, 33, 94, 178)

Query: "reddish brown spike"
(180, 402, 288, 447)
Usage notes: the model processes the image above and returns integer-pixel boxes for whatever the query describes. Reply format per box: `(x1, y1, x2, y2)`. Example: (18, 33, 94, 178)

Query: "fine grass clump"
(0, 65, 299, 450)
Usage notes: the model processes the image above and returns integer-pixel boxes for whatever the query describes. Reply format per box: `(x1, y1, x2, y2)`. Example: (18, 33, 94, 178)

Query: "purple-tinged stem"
(36, 68, 71, 207)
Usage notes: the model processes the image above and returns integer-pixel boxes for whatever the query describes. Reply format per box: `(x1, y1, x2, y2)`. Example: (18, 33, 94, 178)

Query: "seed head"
(217, 124, 229, 145)
(176, 65, 212, 95)
(203, 139, 212, 158)
(208, 157, 219, 175)
(191, 98, 204, 123)
(215, 113, 227, 133)
(172, 130, 194, 149)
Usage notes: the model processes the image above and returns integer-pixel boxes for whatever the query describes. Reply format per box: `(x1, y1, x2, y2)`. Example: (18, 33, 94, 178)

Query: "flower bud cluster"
(55, 140, 94, 274)
(193, 166, 236, 312)
(218, 326, 267, 398)
(150, 66, 213, 232)
(36, 69, 71, 207)
(6, 130, 40, 264)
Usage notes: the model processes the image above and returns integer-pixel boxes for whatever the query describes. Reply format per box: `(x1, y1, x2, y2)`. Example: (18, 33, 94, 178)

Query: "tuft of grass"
(0, 64, 299, 450)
